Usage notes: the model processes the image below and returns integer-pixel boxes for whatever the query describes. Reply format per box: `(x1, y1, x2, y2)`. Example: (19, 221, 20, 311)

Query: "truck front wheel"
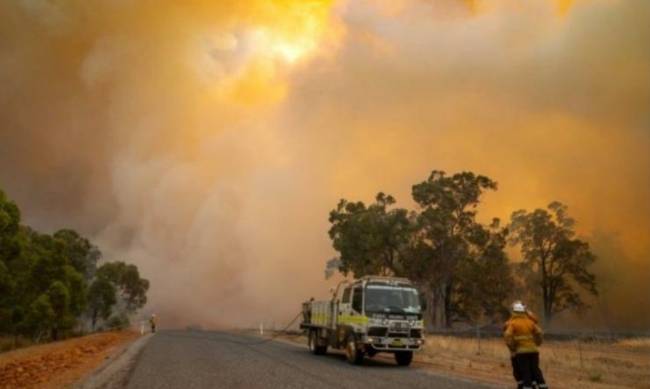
(308, 330, 327, 355)
(394, 351, 413, 366)
(345, 334, 364, 365)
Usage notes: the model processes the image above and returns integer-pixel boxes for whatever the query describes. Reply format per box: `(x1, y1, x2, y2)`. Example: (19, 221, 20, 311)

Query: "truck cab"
(301, 276, 425, 366)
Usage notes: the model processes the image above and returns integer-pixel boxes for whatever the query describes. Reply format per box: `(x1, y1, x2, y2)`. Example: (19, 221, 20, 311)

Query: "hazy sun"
(195, 0, 337, 106)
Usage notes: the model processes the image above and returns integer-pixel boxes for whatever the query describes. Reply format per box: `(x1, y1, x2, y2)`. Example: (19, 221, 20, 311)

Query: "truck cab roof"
(352, 276, 414, 287)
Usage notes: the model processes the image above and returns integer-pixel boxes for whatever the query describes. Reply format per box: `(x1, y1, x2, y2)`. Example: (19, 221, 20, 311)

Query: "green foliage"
(328, 171, 514, 328)
(509, 201, 598, 323)
(106, 314, 130, 330)
(0, 186, 149, 341)
(0, 261, 10, 295)
(588, 372, 603, 382)
(23, 294, 55, 338)
(0, 335, 34, 353)
(0, 190, 23, 333)
(87, 261, 148, 329)
(53, 229, 101, 279)
(406, 171, 509, 327)
(328, 193, 411, 277)
(0, 189, 21, 251)
(88, 277, 117, 329)
(96, 261, 149, 312)
(326, 171, 597, 328)
(65, 266, 87, 317)
(452, 219, 513, 322)
(47, 281, 73, 339)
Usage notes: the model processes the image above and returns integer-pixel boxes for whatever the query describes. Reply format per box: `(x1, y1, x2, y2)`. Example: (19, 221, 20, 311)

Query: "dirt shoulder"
(0, 331, 140, 389)
(270, 332, 650, 389)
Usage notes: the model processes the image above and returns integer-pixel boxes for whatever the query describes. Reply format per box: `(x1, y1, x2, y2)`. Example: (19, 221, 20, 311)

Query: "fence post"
(577, 335, 584, 370)
(476, 324, 481, 355)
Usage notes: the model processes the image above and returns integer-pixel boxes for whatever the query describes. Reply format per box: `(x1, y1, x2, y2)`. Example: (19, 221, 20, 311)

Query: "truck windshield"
(364, 285, 421, 314)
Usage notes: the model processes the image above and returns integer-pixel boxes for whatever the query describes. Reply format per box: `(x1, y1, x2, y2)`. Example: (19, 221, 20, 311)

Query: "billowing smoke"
(1, 0, 648, 329)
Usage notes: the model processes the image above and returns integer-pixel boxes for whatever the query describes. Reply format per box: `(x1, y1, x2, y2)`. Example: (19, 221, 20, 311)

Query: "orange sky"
(0, 0, 648, 329)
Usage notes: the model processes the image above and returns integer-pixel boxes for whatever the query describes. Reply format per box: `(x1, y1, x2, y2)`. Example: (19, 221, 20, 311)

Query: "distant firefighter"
(504, 301, 548, 389)
(150, 314, 157, 333)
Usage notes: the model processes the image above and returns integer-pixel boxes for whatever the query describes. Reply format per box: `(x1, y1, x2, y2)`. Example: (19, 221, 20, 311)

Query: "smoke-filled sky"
(1, 0, 648, 329)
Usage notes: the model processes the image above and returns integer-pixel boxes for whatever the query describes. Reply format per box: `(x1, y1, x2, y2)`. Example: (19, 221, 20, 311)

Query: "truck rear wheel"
(308, 330, 327, 355)
(394, 351, 413, 366)
(345, 334, 364, 365)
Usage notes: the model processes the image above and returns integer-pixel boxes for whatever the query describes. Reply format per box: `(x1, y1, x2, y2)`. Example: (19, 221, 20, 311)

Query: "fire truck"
(300, 276, 425, 366)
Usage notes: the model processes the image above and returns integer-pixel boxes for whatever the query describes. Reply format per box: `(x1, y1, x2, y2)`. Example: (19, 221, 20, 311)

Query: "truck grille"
(390, 321, 409, 332)
(368, 327, 388, 337)
(410, 329, 422, 338)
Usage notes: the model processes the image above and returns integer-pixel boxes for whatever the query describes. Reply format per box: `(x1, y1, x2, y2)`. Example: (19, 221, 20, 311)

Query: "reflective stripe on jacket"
(503, 313, 543, 354)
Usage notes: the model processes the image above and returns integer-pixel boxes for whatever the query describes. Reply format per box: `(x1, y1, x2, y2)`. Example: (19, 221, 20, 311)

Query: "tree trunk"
(444, 283, 453, 328)
(91, 309, 98, 330)
(423, 288, 435, 331)
(432, 283, 448, 329)
(543, 286, 553, 325)
(541, 254, 552, 325)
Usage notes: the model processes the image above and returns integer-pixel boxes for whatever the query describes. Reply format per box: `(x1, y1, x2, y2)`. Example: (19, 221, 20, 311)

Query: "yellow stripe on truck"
(338, 315, 368, 325)
(312, 313, 329, 325)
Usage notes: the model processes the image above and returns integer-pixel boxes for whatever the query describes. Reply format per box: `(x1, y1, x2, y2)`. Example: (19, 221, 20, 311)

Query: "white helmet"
(512, 301, 526, 313)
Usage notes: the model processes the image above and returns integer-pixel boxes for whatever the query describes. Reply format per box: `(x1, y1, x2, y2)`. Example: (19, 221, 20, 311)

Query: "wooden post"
(577, 336, 584, 370)
(476, 324, 481, 355)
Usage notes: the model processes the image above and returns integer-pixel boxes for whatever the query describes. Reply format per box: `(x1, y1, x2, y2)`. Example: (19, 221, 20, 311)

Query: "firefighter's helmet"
(512, 301, 526, 313)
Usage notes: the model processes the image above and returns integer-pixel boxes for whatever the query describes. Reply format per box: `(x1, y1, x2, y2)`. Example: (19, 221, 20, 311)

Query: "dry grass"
(420, 335, 650, 389)
(267, 331, 650, 388)
(0, 337, 34, 354)
(616, 337, 650, 349)
(0, 331, 139, 389)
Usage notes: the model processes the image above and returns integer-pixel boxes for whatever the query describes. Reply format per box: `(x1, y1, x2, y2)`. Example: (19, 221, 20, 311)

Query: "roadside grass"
(270, 330, 650, 388)
(616, 337, 650, 349)
(422, 335, 650, 389)
(0, 336, 34, 353)
(1, 330, 89, 354)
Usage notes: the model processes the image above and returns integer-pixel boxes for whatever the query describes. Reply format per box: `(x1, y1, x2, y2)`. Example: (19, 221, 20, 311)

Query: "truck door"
(338, 287, 351, 325)
(336, 287, 352, 343)
(351, 287, 363, 316)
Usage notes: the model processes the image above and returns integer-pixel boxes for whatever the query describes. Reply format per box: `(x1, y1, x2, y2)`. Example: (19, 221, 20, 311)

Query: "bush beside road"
(267, 331, 650, 389)
(421, 335, 650, 389)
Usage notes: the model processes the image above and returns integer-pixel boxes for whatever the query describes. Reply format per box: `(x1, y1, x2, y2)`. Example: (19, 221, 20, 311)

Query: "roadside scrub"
(271, 330, 650, 389)
(420, 335, 650, 389)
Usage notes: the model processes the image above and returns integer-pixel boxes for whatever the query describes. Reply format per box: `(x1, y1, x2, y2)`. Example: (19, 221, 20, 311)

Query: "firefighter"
(149, 314, 157, 333)
(504, 301, 548, 389)
(504, 304, 543, 388)
(504, 308, 522, 388)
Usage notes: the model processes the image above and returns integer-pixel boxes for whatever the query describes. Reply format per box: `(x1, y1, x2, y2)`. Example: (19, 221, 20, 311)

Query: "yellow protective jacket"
(503, 313, 543, 354)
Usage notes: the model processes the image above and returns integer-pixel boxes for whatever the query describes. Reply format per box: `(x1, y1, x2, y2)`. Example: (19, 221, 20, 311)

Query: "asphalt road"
(124, 330, 494, 389)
